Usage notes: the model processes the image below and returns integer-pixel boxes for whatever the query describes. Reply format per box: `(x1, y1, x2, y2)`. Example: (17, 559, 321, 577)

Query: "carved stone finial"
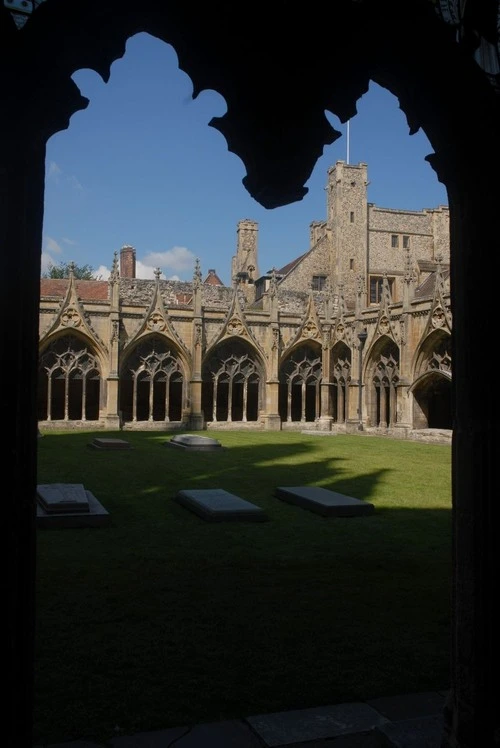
(193, 258, 202, 287)
(269, 267, 278, 298)
(154, 267, 161, 281)
(110, 251, 119, 281)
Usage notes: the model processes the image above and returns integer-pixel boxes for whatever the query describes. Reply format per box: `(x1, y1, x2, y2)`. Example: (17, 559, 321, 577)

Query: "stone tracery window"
(371, 352, 400, 428)
(202, 340, 261, 422)
(38, 335, 101, 422)
(331, 343, 351, 424)
(279, 344, 322, 422)
(120, 337, 184, 423)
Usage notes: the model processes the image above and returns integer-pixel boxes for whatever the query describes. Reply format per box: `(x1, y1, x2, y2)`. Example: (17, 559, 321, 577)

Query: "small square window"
(312, 275, 327, 291)
(402, 235, 410, 249)
(391, 235, 399, 248)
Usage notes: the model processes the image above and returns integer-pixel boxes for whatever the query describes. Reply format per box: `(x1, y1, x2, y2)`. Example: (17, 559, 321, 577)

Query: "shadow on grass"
(35, 430, 451, 744)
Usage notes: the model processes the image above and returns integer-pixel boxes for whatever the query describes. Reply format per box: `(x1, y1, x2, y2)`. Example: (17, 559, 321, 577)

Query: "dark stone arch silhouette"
(3, 3, 499, 747)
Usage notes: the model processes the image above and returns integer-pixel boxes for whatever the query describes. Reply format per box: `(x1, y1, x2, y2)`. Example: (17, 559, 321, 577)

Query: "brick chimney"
(120, 245, 136, 278)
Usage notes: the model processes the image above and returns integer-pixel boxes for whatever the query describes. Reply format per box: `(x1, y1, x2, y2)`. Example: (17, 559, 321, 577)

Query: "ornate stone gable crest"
(331, 282, 353, 347)
(373, 274, 400, 344)
(39, 265, 107, 354)
(286, 290, 322, 354)
(125, 268, 190, 356)
(208, 284, 263, 355)
(422, 256, 452, 338)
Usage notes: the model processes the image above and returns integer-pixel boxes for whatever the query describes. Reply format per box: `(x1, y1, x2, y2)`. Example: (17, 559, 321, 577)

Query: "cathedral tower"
(231, 219, 259, 283)
(326, 161, 369, 303)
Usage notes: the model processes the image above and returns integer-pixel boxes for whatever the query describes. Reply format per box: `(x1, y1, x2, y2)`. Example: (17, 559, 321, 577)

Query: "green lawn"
(35, 430, 452, 745)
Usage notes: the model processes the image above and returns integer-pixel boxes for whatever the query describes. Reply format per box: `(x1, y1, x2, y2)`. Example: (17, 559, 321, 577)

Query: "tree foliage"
(42, 261, 97, 280)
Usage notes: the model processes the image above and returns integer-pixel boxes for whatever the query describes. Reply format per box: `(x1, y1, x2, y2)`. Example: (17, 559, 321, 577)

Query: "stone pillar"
(1, 139, 45, 748)
(430, 147, 500, 748)
(189, 320, 204, 430)
(105, 315, 121, 428)
(318, 339, 333, 430)
(263, 380, 281, 430)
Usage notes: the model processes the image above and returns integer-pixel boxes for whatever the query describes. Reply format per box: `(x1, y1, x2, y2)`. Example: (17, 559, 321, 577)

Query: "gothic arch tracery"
(331, 341, 351, 424)
(411, 330, 452, 429)
(119, 335, 185, 423)
(38, 333, 101, 422)
(279, 342, 322, 423)
(364, 337, 400, 429)
(201, 338, 263, 423)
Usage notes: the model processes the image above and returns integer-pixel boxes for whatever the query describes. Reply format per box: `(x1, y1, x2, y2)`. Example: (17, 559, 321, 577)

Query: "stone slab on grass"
(37, 485, 110, 529)
(174, 488, 268, 522)
(167, 434, 224, 451)
(275, 486, 375, 517)
(88, 437, 132, 450)
(246, 702, 389, 746)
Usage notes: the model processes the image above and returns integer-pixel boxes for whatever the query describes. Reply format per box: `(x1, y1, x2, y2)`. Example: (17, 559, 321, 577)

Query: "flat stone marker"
(37, 483, 89, 514)
(36, 483, 110, 529)
(174, 488, 268, 522)
(275, 486, 375, 517)
(247, 702, 389, 746)
(167, 434, 224, 451)
(88, 437, 132, 450)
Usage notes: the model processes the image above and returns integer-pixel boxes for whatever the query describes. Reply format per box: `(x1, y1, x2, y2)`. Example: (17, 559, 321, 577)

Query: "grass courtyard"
(35, 429, 452, 744)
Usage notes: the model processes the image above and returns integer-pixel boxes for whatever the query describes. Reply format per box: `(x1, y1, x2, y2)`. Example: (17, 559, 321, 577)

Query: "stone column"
(1, 138, 45, 748)
(430, 147, 500, 748)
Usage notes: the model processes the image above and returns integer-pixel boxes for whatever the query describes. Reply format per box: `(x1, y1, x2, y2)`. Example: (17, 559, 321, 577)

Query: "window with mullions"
(369, 276, 394, 304)
(312, 275, 327, 291)
(391, 234, 399, 248)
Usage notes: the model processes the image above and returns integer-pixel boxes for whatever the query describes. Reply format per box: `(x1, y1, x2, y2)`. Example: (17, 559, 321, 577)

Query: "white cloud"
(44, 236, 63, 255)
(62, 237, 77, 246)
(46, 161, 85, 192)
(47, 161, 62, 180)
(67, 175, 85, 192)
(141, 246, 195, 274)
(40, 252, 54, 275)
(93, 265, 111, 281)
(135, 261, 158, 280)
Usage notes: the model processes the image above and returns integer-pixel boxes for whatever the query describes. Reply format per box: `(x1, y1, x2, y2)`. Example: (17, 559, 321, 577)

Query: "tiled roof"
(40, 279, 109, 301)
(203, 271, 224, 286)
(277, 252, 308, 277)
(415, 268, 450, 299)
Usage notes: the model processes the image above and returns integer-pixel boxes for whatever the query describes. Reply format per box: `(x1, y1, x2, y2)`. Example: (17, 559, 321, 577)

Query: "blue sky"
(42, 32, 449, 286)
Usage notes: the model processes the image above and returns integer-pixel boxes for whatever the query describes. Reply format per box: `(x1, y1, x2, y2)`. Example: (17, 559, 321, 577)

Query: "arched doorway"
(411, 331, 452, 429)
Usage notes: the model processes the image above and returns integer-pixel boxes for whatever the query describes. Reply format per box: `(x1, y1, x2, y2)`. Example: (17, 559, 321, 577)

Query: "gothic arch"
(279, 341, 322, 424)
(410, 329, 452, 429)
(201, 337, 265, 424)
(38, 331, 103, 423)
(119, 333, 188, 424)
(330, 340, 351, 424)
(364, 335, 400, 429)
